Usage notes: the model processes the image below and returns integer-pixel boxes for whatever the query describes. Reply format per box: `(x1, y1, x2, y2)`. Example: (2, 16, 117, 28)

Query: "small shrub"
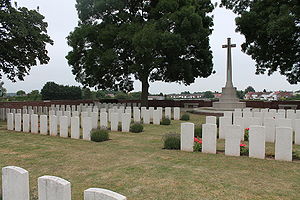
(181, 114, 190, 121)
(160, 118, 171, 125)
(163, 133, 180, 149)
(244, 128, 249, 141)
(91, 129, 109, 142)
(292, 150, 300, 160)
(130, 123, 144, 133)
(194, 137, 202, 152)
(194, 126, 202, 138)
(240, 143, 249, 156)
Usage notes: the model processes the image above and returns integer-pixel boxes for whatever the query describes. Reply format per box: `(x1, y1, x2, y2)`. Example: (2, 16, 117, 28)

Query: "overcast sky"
(4, 0, 299, 94)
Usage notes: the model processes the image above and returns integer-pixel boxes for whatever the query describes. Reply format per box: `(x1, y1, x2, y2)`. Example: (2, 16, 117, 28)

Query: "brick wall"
(0, 99, 299, 109)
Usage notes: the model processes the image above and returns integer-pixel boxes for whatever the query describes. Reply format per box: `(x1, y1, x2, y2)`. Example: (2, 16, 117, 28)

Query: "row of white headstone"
(181, 118, 296, 161)
(2, 166, 126, 200)
(6, 107, 181, 138)
(219, 112, 300, 144)
(0, 106, 180, 121)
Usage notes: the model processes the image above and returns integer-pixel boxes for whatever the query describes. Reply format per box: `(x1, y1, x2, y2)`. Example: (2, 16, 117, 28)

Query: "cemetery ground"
(0, 113, 299, 200)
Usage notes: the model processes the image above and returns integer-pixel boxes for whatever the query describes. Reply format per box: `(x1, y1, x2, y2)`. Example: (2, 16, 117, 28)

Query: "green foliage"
(41, 82, 82, 100)
(115, 91, 129, 100)
(194, 142, 202, 152)
(0, 0, 53, 81)
(245, 86, 255, 94)
(244, 128, 249, 141)
(194, 126, 202, 138)
(203, 91, 214, 99)
(27, 90, 41, 101)
(292, 150, 300, 160)
(91, 129, 109, 142)
(130, 123, 144, 133)
(160, 118, 171, 125)
(181, 114, 190, 121)
(163, 133, 180, 150)
(240, 144, 249, 156)
(67, 0, 215, 105)
(0, 81, 6, 97)
(16, 90, 26, 96)
(236, 90, 245, 99)
(82, 88, 92, 99)
(221, 0, 300, 84)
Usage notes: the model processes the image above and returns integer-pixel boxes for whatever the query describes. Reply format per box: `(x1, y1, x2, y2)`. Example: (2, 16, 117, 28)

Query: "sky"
(4, 0, 299, 94)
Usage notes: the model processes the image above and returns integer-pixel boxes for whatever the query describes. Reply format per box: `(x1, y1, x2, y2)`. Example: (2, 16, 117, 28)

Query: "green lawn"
(0, 113, 299, 200)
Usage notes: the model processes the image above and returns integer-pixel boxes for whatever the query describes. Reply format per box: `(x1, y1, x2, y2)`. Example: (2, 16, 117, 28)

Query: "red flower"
(245, 128, 250, 131)
(194, 137, 202, 144)
(240, 143, 247, 147)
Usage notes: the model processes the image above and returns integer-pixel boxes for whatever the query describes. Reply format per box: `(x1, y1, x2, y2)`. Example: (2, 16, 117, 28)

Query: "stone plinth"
(213, 87, 246, 110)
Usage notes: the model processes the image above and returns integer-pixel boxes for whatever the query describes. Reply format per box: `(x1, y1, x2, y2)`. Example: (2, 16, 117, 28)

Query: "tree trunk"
(141, 77, 149, 107)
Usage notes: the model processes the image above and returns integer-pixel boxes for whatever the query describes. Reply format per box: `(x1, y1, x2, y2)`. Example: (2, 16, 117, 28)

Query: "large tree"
(0, 0, 53, 81)
(221, 0, 300, 84)
(67, 0, 215, 106)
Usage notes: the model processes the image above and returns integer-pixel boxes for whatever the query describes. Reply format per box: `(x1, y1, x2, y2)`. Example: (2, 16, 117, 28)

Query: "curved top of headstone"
(85, 188, 127, 200)
(38, 175, 70, 186)
(2, 166, 28, 174)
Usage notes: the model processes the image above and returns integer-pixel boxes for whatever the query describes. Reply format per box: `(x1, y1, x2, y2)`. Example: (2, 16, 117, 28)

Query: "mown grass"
(0, 113, 299, 200)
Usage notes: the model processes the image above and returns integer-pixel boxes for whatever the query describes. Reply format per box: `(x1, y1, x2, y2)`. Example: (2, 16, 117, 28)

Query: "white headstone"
(38, 176, 71, 200)
(143, 110, 150, 124)
(14, 113, 22, 132)
(110, 113, 119, 131)
(225, 125, 242, 157)
(180, 122, 194, 152)
(173, 107, 180, 120)
(264, 118, 276, 143)
(133, 108, 141, 123)
(202, 123, 217, 154)
(31, 114, 39, 134)
(295, 119, 300, 145)
(7, 113, 14, 131)
(22, 114, 30, 132)
(2, 166, 29, 200)
(91, 112, 98, 129)
(84, 188, 127, 200)
(276, 118, 292, 128)
(149, 107, 154, 120)
(82, 117, 92, 140)
(249, 117, 262, 126)
(153, 110, 160, 125)
(71, 116, 80, 139)
(165, 107, 171, 119)
(219, 117, 232, 139)
(81, 112, 88, 128)
(100, 112, 108, 129)
(249, 125, 266, 159)
(275, 127, 293, 161)
(49, 115, 58, 136)
(233, 117, 245, 140)
(59, 116, 68, 138)
(40, 115, 48, 135)
(157, 107, 163, 120)
(205, 116, 216, 124)
(121, 113, 131, 132)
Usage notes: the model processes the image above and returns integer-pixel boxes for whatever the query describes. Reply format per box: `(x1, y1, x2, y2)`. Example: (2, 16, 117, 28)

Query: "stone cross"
(222, 38, 236, 88)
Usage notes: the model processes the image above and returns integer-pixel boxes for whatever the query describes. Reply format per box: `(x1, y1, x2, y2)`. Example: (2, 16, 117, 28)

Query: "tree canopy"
(67, 0, 215, 105)
(221, 0, 300, 84)
(0, 0, 53, 81)
(41, 82, 82, 100)
(245, 86, 255, 93)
